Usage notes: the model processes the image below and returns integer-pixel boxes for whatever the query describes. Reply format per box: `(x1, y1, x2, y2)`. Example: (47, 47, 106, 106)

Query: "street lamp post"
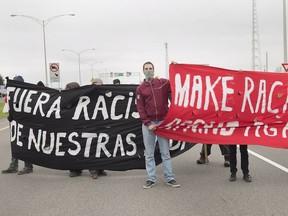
(61, 48, 95, 85)
(81, 61, 103, 80)
(165, 42, 169, 78)
(284, 0, 287, 63)
(11, 14, 75, 86)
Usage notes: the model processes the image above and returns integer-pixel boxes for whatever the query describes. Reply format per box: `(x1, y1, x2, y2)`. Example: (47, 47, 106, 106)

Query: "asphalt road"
(0, 118, 287, 216)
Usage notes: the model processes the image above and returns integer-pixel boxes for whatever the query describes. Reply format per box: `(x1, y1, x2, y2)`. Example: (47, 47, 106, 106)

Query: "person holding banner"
(2, 76, 33, 175)
(136, 61, 180, 189)
(229, 145, 252, 182)
(196, 144, 230, 167)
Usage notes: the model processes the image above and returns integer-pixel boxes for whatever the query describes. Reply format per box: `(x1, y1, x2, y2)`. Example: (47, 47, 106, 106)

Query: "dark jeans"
(229, 145, 249, 175)
(69, 169, 82, 174)
(200, 144, 229, 156)
(9, 157, 33, 170)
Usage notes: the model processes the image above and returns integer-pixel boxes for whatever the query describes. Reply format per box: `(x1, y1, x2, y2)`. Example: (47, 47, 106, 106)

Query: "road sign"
(114, 72, 124, 76)
(281, 63, 288, 73)
(49, 63, 60, 82)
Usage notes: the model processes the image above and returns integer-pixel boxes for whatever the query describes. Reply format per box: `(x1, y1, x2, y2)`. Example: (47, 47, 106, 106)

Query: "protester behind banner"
(36, 81, 45, 87)
(90, 78, 107, 179)
(91, 78, 103, 86)
(196, 144, 230, 167)
(113, 79, 121, 85)
(65, 82, 83, 177)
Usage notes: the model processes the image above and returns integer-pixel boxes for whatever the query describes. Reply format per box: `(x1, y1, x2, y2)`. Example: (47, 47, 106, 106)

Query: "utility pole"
(284, 0, 287, 63)
(266, 52, 268, 71)
(252, 0, 262, 71)
(165, 42, 169, 78)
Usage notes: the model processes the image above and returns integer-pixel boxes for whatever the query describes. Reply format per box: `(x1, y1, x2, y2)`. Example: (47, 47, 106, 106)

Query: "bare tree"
(0, 74, 4, 85)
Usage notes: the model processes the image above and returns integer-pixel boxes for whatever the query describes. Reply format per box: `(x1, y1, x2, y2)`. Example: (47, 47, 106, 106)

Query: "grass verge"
(0, 102, 8, 119)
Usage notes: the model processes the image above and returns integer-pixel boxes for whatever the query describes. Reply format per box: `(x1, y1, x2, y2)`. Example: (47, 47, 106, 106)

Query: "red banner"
(156, 64, 288, 148)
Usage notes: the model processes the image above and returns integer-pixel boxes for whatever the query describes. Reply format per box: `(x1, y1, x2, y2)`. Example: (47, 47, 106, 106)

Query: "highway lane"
(0, 118, 287, 216)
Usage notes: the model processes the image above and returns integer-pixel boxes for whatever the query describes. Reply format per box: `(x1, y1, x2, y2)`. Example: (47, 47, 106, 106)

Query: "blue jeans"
(142, 121, 175, 183)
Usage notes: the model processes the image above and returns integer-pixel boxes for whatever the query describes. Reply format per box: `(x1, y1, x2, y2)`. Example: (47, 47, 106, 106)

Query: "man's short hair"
(143, 61, 154, 70)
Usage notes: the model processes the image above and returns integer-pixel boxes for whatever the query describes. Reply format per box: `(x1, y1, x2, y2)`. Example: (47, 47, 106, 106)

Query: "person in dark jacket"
(2, 76, 34, 175)
(136, 61, 180, 189)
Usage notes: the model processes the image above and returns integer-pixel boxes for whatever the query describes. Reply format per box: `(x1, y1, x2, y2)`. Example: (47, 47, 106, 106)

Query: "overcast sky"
(0, 0, 285, 87)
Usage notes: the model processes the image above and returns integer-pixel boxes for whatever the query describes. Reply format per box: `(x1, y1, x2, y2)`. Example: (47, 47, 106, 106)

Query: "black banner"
(6, 80, 194, 171)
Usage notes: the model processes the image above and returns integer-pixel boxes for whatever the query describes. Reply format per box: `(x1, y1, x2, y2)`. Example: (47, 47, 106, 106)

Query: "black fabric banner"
(6, 79, 194, 171)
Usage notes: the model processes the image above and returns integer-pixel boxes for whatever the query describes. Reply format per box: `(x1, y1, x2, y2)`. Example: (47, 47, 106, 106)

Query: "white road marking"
(248, 149, 288, 173)
(0, 125, 9, 132)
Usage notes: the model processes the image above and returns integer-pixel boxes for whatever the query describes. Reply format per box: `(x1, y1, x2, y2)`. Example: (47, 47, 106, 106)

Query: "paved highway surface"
(0, 118, 287, 216)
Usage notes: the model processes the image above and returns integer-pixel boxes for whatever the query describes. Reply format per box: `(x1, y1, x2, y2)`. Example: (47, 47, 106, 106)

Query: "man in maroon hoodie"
(136, 61, 180, 189)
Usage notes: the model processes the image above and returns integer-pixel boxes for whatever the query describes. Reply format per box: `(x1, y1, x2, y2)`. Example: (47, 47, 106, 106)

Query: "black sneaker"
(143, 180, 156, 189)
(2, 168, 18, 174)
(224, 155, 230, 167)
(17, 168, 33, 175)
(196, 154, 208, 164)
(229, 173, 236, 181)
(224, 160, 230, 167)
(166, 180, 180, 188)
(69, 170, 81, 177)
(243, 174, 252, 182)
(97, 170, 107, 176)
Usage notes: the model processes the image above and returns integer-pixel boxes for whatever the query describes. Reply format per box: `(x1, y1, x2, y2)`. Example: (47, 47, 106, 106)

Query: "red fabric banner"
(156, 64, 288, 148)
